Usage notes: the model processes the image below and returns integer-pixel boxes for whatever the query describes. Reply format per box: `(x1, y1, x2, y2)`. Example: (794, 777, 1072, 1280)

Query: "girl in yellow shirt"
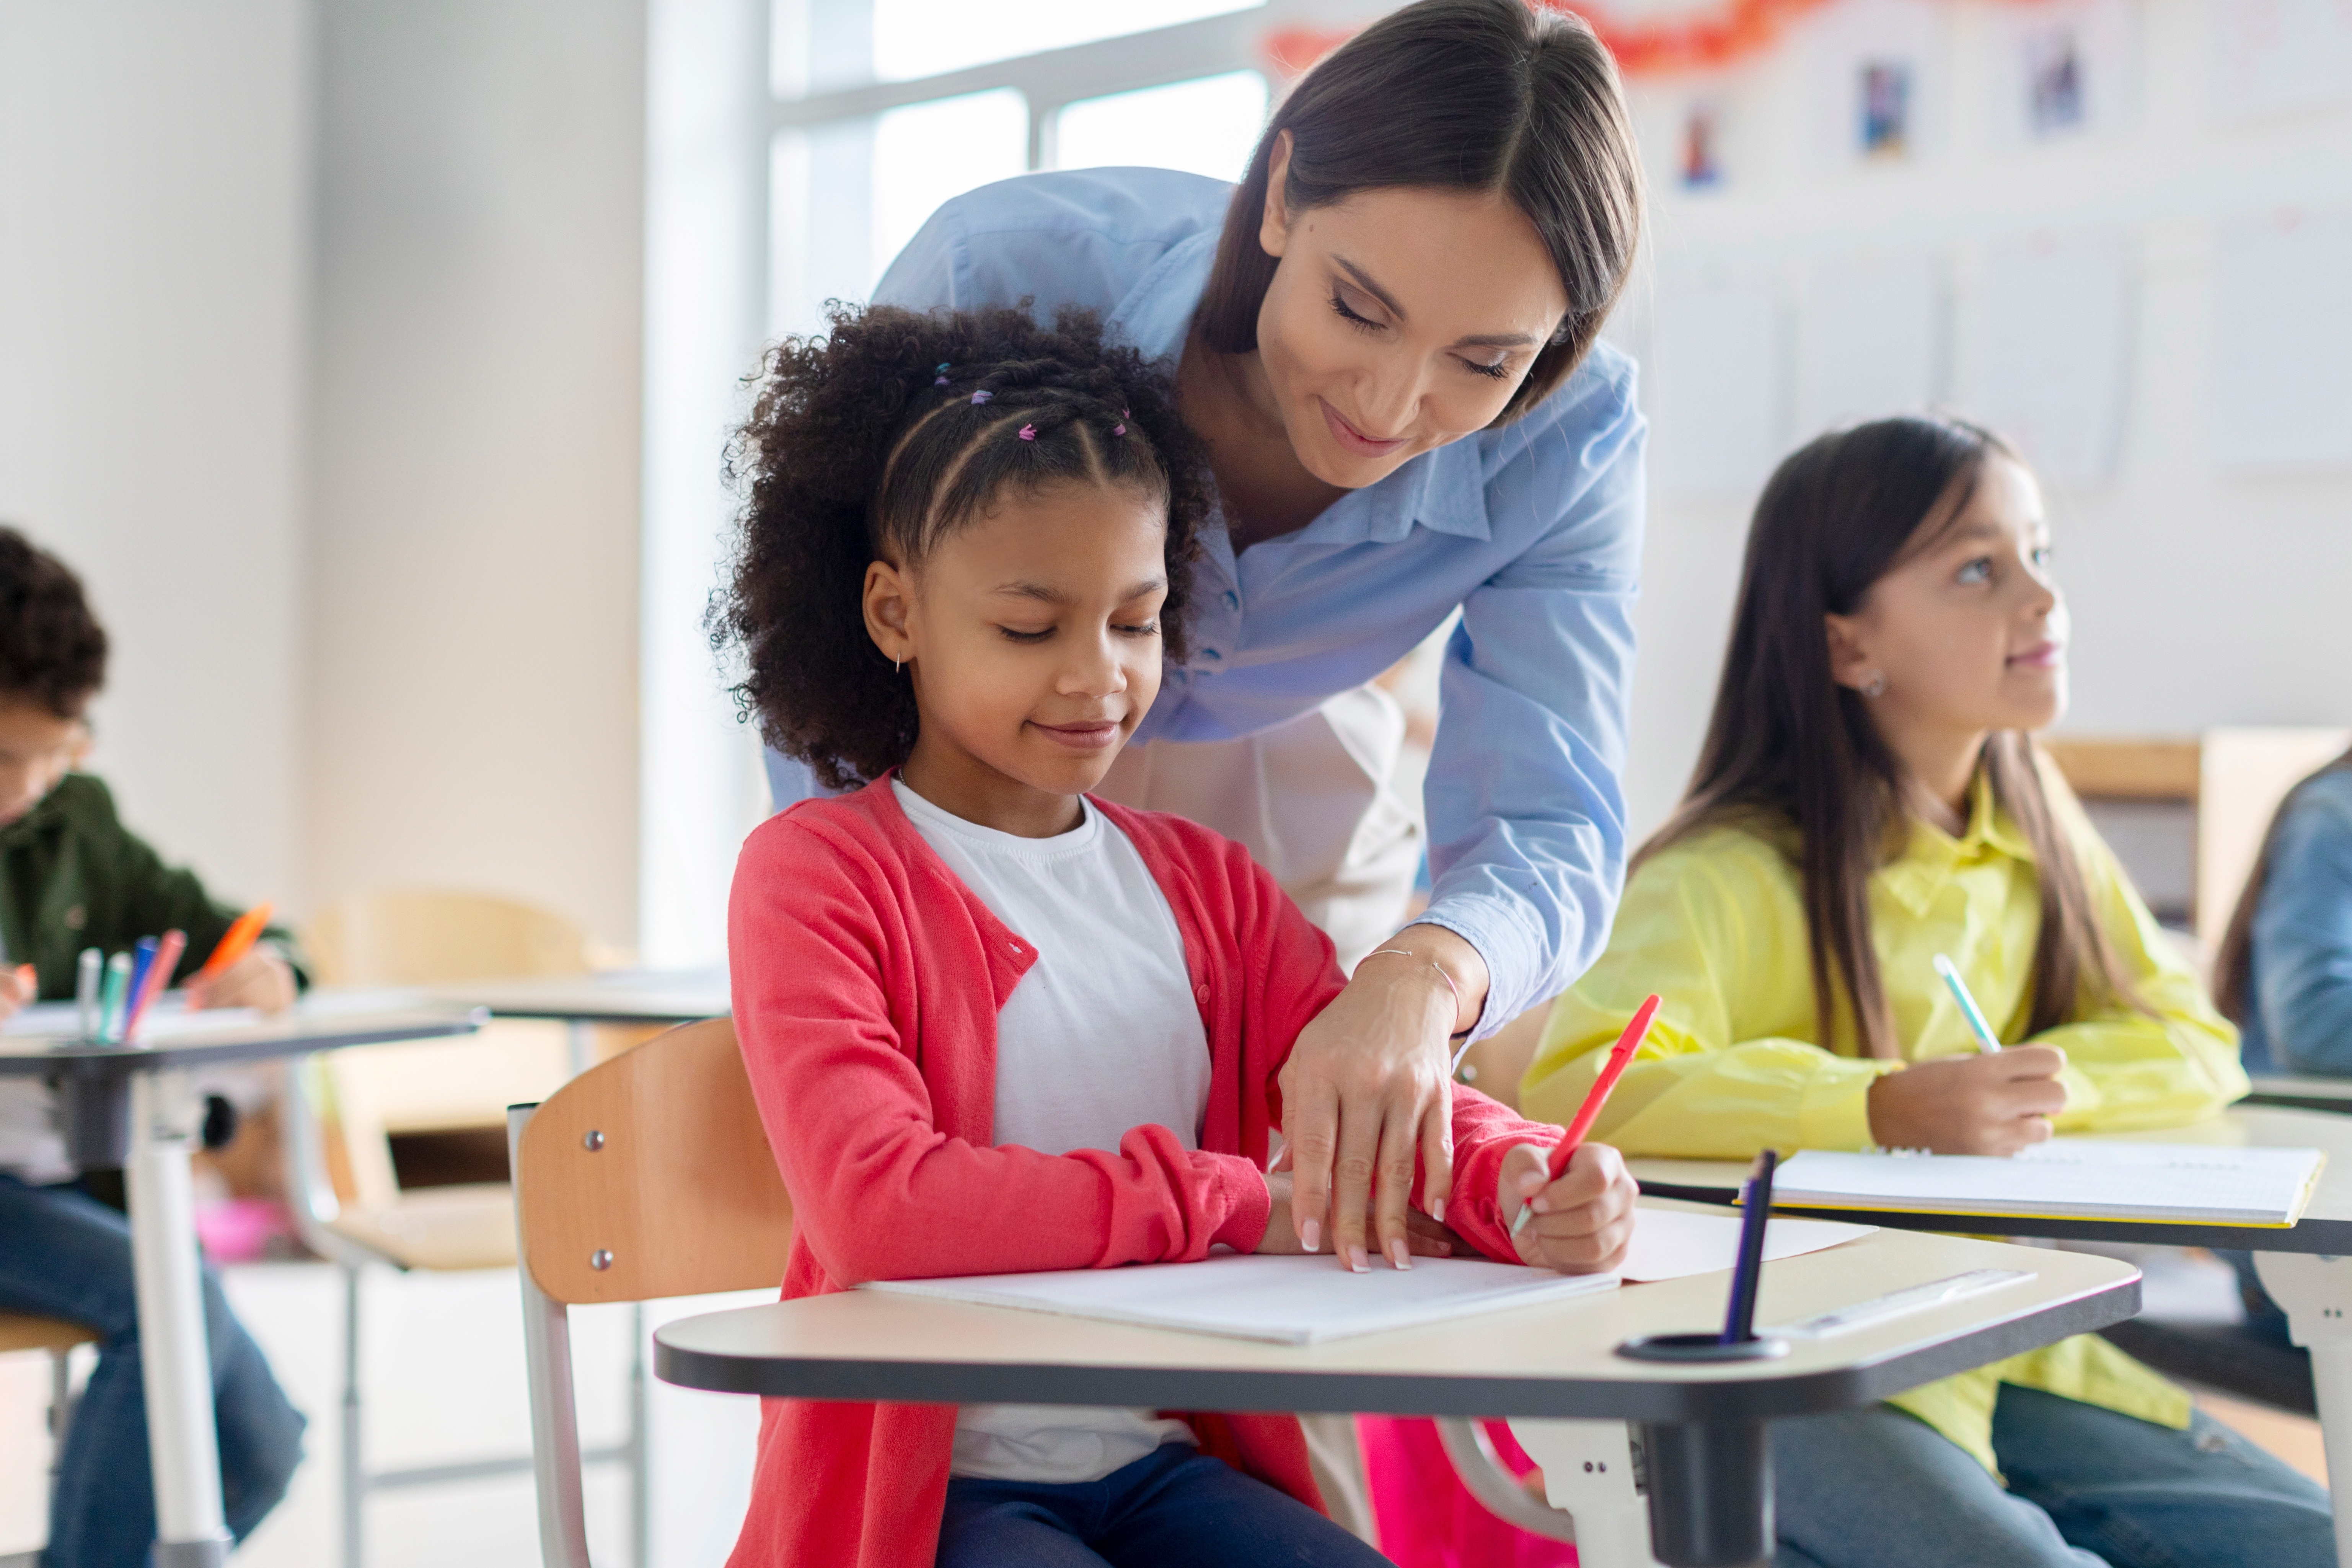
(1521, 416, 2327, 1568)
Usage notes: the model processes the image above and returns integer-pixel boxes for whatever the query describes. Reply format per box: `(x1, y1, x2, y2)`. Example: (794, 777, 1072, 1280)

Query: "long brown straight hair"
(1196, 0, 1643, 425)
(2213, 745, 2352, 1022)
(1646, 417, 2140, 1058)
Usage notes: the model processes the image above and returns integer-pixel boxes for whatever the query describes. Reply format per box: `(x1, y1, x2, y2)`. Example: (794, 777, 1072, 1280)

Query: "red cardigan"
(725, 777, 1560, 1568)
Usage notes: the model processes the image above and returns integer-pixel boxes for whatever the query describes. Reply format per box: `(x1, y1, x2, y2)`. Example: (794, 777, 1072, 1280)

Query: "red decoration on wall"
(1267, 0, 2047, 81)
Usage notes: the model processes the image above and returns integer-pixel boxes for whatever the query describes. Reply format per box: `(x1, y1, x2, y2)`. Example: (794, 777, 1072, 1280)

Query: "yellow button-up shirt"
(1522, 773, 2249, 1473)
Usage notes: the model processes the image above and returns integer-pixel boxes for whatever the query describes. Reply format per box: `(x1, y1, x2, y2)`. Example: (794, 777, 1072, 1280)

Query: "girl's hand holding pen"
(1865, 1043, 2068, 1155)
(1501, 1142, 1637, 1274)
(187, 949, 297, 1014)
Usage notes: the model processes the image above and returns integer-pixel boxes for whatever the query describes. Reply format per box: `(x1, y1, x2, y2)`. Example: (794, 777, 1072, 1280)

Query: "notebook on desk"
(1773, 1142, 2327, 1227)
(863, 1207, 1873, 1344)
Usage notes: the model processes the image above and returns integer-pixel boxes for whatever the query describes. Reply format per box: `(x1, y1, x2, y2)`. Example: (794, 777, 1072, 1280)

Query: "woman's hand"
(0, 963, 34, 1021)
(1279, 926, 1489, 1273)
(1501, 1143, 1638, 1274)
(1866, 1046, 2067, 1155)
(187, 949, 297, 1015)
(1255, 1171, 1455, 1263)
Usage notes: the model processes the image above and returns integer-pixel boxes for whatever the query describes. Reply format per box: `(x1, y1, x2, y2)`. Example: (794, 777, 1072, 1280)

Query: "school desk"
(650, 1213, 2136, 1568)
(2243, 1075, 2352, 1114)
(1630, 1105, 2352, 1564)
(0, 999, 484, 1568)
(416, 967, 727, 1073)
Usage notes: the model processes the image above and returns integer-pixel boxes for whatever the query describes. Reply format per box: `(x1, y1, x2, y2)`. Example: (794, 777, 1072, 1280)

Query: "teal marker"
(1933, 953, 2002, 1055)
(99, 951, 132, 1044)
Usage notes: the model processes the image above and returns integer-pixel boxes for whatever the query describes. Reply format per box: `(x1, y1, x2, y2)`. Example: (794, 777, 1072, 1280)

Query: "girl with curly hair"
(711, 302, 1638, 1568)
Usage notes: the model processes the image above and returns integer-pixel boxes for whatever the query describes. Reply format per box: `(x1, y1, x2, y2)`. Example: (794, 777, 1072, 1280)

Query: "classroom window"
(872, 0, 1263, 83)
(1052, 70, 1269, 182)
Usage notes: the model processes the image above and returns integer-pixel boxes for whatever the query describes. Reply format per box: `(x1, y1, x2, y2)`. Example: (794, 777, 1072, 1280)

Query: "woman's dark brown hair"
(1198, 0, 1643, 424)
(713, 302, 1210, 791)
(1647, 416, 2138, 1058)
(2213, 746, 2352, 1023)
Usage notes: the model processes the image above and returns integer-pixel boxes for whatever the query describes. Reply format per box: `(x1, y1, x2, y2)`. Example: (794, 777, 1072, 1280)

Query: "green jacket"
(0, 773, 301, 999)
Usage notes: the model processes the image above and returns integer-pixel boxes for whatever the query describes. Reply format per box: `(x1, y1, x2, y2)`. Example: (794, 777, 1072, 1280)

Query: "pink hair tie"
(1017, 423, 1037, 441)
(971, 390, 993, 405)
(934, 362, 951, 385)
(1112, 423, 1126, 436)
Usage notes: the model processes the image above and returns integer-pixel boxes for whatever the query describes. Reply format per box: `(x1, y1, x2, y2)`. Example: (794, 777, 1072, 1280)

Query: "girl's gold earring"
(1861, 670, 1888, 699)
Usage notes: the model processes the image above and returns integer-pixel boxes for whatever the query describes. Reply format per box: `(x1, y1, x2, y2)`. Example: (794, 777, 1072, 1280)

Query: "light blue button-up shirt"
(767, 168, 1647, 1035)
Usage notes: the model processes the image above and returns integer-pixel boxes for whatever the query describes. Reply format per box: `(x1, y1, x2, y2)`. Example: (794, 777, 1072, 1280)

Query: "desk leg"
(2254, 1252, 2352, 1566)
(1510, 1419, 1666, 1567)
(126, 1068, 233, 1568)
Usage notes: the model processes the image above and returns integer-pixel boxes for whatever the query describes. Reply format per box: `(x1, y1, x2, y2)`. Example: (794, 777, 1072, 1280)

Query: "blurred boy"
(0, 526, 305, 1567)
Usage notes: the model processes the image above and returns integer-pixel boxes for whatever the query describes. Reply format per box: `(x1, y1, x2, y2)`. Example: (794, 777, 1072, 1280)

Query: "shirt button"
(1194, 983, 1210, 1004)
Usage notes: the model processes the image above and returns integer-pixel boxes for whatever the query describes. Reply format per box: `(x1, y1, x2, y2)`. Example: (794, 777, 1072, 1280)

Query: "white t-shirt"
(894, 780, 1213, 1484)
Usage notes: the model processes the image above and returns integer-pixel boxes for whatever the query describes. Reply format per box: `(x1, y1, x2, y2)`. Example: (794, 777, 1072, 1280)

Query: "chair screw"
(590, 1249, 614, 1270)
(584, 1130, 605, 1152)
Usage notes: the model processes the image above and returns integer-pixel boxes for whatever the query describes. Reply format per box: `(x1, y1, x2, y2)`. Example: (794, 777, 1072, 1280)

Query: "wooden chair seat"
(0, 1313, 98, 1356)
(325, 1183, 519, 1274)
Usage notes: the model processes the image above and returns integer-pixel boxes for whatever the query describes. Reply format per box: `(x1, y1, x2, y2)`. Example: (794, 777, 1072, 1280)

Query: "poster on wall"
(2209, 210, 2352, 471)
(2210, 0, 2352, 121)
(1985, 0, 2142, 145)
(1801, 0, 1947, 166)
(1649, 266, 1786, 496)
(1793, 254, 1942, 437)
(1955, 237, 2133, 487)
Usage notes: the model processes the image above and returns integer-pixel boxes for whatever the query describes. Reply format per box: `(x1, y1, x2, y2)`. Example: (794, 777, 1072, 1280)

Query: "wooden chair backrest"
(0, 1313, 98, 1356)
(305, 887, 592, 987)
(515, 1017, 792, 1306)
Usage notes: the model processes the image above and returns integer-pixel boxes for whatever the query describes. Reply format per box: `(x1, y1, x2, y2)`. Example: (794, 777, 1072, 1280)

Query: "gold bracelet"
(1361, 947, 1470, 1039)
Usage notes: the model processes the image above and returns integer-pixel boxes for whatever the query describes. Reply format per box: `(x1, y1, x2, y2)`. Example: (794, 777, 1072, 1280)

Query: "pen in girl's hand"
(1511, 993, 1659, 1239)
(1933, 954, 2002, 1055)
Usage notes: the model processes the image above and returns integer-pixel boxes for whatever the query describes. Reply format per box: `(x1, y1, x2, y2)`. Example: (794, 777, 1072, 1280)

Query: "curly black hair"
(0, 526, 108, 719)
(713, 301, 1211, 791)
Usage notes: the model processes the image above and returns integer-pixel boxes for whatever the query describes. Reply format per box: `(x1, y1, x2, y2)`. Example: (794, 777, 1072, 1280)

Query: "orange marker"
(1511, 993, 1661, 1237)
(195, 903, 272, 984)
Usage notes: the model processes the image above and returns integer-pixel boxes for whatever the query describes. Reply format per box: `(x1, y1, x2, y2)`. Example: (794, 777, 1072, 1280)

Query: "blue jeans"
(0, 1174, 306, 1568)
(936, 1442, 1389, 1568)
(1770, 1384, 2333, 1568)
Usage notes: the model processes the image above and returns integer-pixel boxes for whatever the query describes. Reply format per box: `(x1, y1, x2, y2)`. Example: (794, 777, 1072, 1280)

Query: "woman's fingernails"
(1300, 1219, 1320, 1254)
(1387, 1239, 1412, 1271)
(1429, 1197, 1445, 1226)
(1347, 1245, 1369, 1274)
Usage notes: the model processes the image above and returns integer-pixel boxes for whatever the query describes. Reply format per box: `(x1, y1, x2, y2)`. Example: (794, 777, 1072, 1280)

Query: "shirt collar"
(1879, 771, 2037, 916)
(1105, 230, 1493, 546)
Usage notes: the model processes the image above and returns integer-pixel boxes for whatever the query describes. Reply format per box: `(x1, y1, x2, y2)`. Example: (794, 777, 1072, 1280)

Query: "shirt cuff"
(1798, 1061, 1902, 1151)
(1209, 1158, 1273, 1255)
(1411, 896, 1547, 1043)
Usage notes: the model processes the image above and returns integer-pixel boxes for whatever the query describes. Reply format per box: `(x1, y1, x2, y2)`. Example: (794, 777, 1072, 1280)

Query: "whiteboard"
(1956, 238, 2133, 486)
(1794, 254, 1941, 438)
(1650, 270, 1786, 497)
(2209, 210, 2352, 471)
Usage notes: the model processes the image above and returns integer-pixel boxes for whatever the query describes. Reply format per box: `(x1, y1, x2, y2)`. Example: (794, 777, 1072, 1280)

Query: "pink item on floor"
(194, 1197, 293, 1262)
(1358, 1414, 1580, 1568)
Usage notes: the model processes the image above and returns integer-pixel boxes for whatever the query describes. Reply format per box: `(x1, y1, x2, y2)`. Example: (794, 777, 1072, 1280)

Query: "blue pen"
(124, 938, 157, 1033)
(1933, 953, 2002, 1055)
(1721, 1148, 1778, 1345)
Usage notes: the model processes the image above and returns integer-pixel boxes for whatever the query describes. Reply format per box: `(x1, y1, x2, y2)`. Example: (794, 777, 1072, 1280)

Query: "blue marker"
(1933, 953, 2002, 1055)
(1720, 1149, 1778, 1345)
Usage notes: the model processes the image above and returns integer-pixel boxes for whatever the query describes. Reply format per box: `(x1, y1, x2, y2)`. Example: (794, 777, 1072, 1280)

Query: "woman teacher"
(766, 0, 1646, 1278)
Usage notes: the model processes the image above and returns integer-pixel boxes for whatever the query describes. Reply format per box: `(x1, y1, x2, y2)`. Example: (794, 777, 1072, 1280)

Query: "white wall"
(1612, 0, 2352, 838)
(309, 0, 647, 948)
(0, 0, 313, 910)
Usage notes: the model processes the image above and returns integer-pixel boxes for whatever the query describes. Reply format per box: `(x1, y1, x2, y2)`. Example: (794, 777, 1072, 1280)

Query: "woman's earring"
(1861, 670, 1887, 699)
(893, 658, 903, 675)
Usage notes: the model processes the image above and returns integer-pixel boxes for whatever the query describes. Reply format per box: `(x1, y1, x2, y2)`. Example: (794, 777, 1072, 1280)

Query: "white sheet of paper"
(1651, 268, 1784, 497)
(2210, 211, 2352, 472)
(1794, 254, 1941, 439)
(1778, 1141, 2326, 1225)
(866, 1254, 1619, 1345)
(1958, 238, 2132, 486)
(1619, 1206, 1876, 1283)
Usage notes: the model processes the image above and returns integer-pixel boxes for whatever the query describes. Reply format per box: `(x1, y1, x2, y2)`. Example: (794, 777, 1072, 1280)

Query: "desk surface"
(414, 969, 728, 1024)
(0, 998, 485, 1077)
(1629, 1105, 2352, 1252)
(654, 1218, 2135, 1425)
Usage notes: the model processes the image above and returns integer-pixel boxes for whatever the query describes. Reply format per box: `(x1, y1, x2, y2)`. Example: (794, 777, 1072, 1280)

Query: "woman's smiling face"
(1251, 137, 1571, 491)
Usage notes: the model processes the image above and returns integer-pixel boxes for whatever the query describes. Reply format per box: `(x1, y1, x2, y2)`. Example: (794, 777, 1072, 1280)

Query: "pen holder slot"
(1615, 1332, 1788, 1363)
